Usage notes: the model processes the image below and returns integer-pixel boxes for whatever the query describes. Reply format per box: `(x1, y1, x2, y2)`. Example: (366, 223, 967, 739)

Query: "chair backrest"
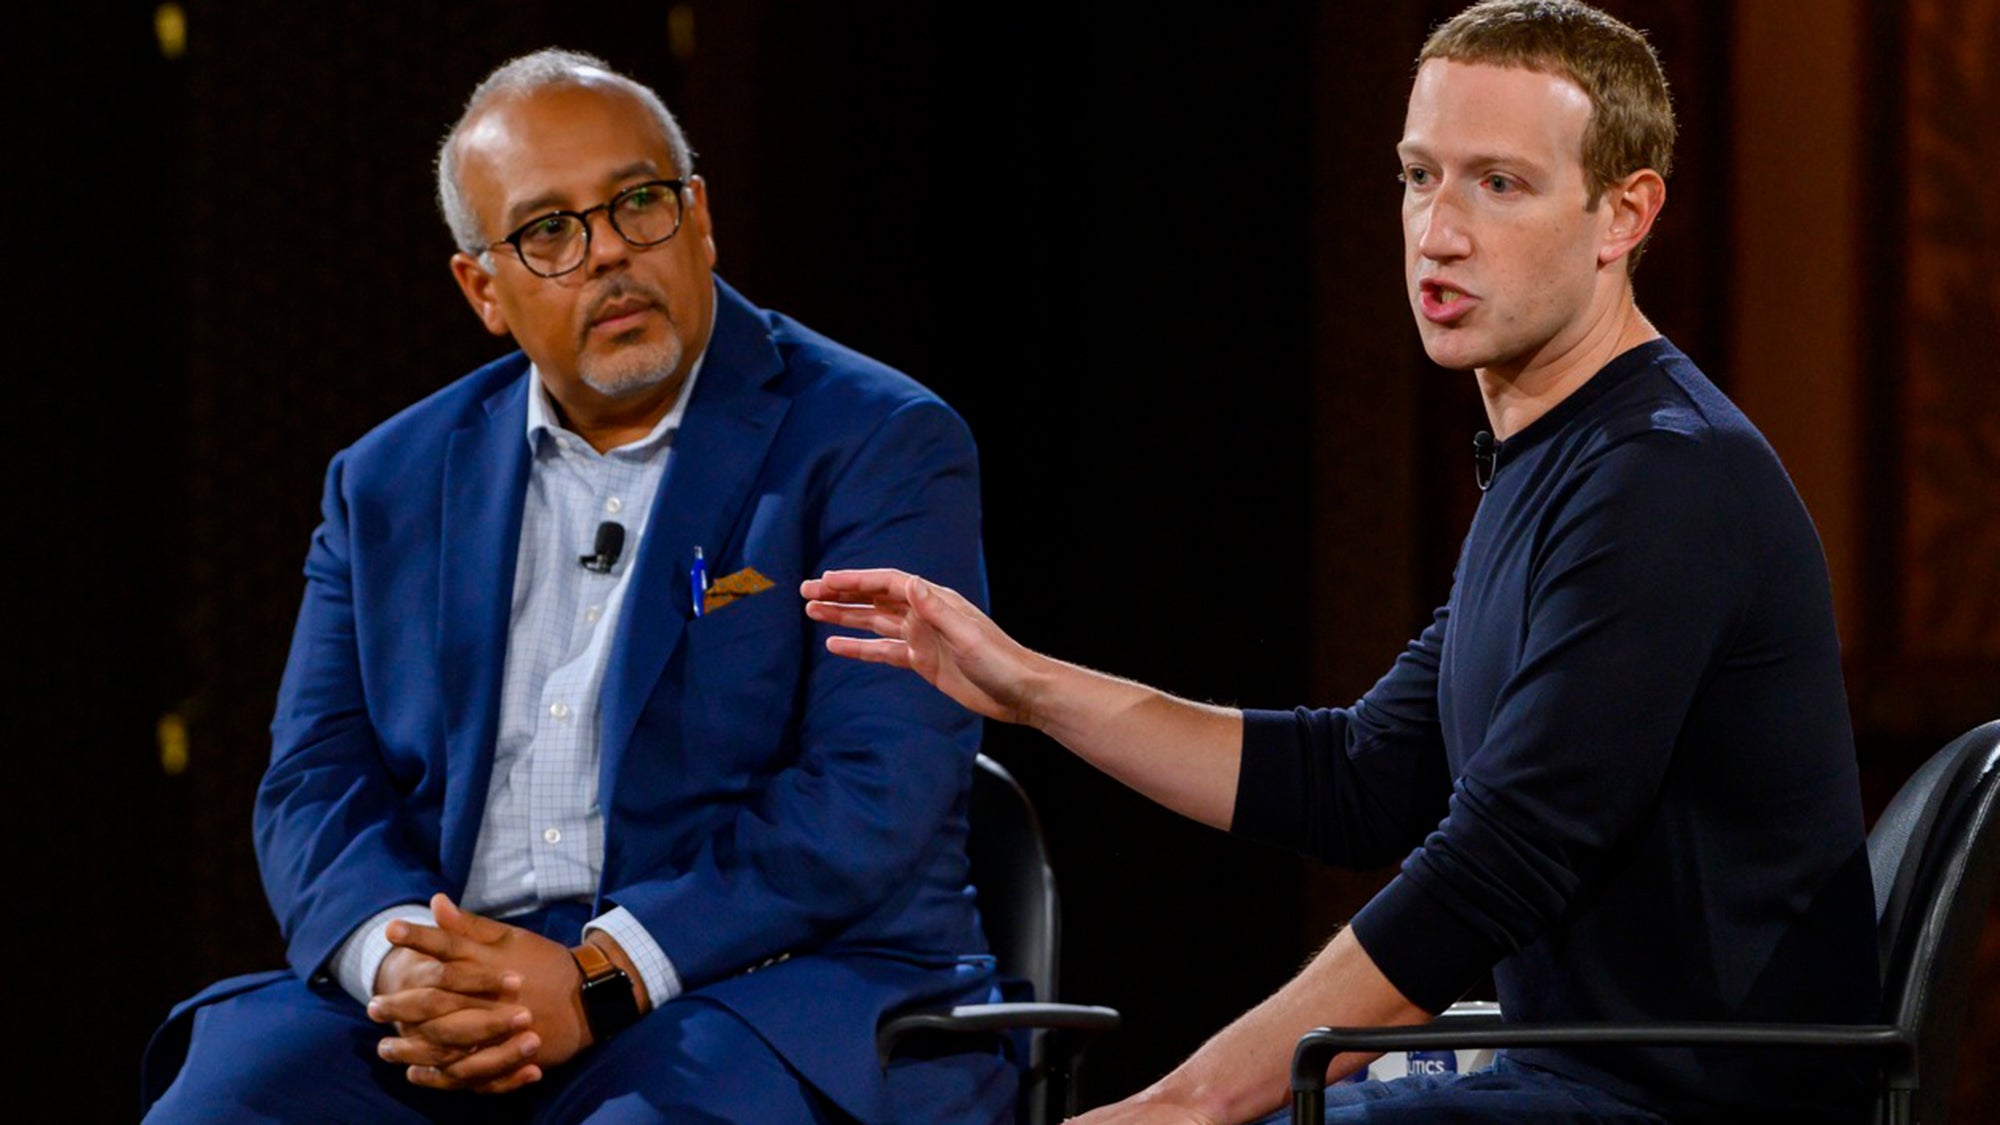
(968, 754, 1062, 1004)
(1866, 720, 2000, 1124)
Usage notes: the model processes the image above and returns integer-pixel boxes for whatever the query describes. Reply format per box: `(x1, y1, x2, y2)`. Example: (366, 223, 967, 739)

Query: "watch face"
(580, 965, 642, 1040)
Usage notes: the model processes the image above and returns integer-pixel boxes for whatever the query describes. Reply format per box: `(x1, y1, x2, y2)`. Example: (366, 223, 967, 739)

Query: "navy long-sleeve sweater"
(1234, 340, 1880, 1119)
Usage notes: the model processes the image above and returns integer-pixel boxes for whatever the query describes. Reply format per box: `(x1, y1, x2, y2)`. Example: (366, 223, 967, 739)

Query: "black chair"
(878, 754, 1121, 1125)
(1290, 719, 2000, 1125)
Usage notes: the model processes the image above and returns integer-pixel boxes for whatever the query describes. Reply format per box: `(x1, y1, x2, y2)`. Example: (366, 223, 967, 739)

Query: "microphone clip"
(580, 521, 627, 574)
(1473, 431, 1498, 492)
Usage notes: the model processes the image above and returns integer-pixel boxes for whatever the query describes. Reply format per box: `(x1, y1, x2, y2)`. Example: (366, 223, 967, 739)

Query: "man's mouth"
(1419, 280, 1475, 324)
(587, 290, 663, 336)
(592, 302, 653, 332)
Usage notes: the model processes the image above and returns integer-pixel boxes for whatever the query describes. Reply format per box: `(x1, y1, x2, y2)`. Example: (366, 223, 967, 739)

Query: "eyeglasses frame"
(482, 177, 691, 278)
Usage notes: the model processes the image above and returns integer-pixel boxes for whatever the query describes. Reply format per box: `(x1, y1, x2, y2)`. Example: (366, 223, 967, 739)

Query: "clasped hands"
(366, 893, 599, 1095)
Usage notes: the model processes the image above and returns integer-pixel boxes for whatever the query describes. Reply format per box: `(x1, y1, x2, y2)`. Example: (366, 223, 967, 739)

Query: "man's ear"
(683, 175, 718, 268)
(450, 252, 511, 337)
(1598, 169, 1667, 267)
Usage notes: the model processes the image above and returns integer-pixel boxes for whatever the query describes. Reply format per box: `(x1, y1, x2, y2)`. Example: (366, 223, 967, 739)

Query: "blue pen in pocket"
(689, 546, 709, 617)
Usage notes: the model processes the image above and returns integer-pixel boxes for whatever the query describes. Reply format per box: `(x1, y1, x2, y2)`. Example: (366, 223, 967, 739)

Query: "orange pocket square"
(703, 566, 775, 614)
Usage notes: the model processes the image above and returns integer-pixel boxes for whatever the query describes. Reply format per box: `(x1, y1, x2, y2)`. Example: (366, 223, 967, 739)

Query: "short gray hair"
(435, 48, 696, 256)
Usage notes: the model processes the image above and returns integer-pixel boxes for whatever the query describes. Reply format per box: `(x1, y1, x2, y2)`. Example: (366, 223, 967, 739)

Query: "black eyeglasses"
(483, 178, 689, 278)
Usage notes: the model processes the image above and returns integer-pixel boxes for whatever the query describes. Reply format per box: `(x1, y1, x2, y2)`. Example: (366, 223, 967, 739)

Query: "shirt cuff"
(329, 903, 437, 1006)
(584, 906, 683, 1008)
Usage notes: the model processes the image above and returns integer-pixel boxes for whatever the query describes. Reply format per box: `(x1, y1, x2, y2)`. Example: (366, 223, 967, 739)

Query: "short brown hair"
(1420, 0, 1675, 201)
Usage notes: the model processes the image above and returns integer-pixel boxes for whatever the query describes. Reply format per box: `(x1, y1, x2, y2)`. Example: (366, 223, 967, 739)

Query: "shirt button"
(550, 701, 570, 720)
(604, 497, 623, 514)
(543, 827, 562, 844)
(585, 605, 603, 623)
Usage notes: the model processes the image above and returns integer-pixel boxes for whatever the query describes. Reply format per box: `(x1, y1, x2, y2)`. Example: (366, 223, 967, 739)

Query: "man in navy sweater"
(803, 2, 1878, 1122)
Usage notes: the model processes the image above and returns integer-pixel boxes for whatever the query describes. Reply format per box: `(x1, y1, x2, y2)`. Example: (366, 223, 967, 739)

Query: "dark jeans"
(1263, 1057, 1671, 1124)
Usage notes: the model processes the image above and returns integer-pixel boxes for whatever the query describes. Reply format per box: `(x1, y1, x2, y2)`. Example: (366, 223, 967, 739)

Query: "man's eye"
(522, 216, 571, 243)
(622, 186, 662, 210)
(1484, 175, 1515, 193)
(1399, 167, 1432, 188)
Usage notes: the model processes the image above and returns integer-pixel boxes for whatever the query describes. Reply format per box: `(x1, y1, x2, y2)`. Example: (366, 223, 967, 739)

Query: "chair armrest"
(877, 1002, 1123, 1066)
(1289, 1022, 1914, 1125)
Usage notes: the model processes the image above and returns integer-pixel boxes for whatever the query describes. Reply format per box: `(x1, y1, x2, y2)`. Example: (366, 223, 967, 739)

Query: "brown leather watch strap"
(571, 940, 616, 982)
(571, 939, 642, 1042)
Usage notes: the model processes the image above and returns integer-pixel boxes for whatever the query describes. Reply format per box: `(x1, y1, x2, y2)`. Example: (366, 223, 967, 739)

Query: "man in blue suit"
(142, 48, 1011, 1125)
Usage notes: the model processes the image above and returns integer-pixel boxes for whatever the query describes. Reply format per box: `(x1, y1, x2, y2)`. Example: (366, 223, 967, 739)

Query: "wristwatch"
(572, 941, 643, 1043)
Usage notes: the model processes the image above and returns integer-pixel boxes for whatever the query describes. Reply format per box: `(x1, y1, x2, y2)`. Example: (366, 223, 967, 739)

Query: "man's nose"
(1415, 187, 1472, 261)
(583, 207, 631, 274)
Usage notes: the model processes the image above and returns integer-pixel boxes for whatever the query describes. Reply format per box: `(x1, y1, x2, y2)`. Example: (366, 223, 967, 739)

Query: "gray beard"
(578, 339, 682, 399)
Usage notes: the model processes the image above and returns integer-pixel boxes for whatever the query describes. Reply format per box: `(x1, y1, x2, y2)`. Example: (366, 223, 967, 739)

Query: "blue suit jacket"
(177, 279, 1007, 1122)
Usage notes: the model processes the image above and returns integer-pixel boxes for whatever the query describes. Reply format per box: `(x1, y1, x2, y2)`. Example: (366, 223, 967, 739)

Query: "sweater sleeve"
(1231, 605, 1455, 869)
(1350, 431, 1748, 1013)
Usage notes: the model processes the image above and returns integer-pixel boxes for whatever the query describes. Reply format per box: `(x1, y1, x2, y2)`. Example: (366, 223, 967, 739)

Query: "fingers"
(799, 568, 919, 602)
(386, 913, 514, 964)
(373, 960, 522, 1009)
(385, 919, 464, 961)
(398, 1030, 543, 1091)
(374, 946, 441, 997)
(376, 1005, 532, 1062)
(803, 600, 911, 638)
(466, 1063, 545, 1096)
(823, 636, 915, 667)
(430, 893, 515, 944)
(369, 971, 523, 1024)
(804, 571, 978, 639)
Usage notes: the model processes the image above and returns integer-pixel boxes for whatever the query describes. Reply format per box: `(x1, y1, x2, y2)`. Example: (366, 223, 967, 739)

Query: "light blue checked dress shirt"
(331, 354, 705, 1008)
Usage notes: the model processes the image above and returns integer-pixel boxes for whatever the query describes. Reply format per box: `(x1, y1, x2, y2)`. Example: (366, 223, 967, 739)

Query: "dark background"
(16, 2, 1997, 1121)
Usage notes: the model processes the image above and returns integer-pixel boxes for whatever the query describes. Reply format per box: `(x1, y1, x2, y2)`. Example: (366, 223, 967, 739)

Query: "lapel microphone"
(580, 521, 626, 573)
(1473, 431, 1497, 492)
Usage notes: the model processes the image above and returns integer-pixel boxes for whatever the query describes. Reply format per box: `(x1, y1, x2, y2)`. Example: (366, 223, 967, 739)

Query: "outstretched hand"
(809, 568, 1249, 832)
(801, 568, 1048, 727)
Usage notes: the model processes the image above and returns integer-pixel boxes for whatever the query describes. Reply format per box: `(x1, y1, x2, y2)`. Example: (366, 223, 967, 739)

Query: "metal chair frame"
(877, 754, 1120, 1124)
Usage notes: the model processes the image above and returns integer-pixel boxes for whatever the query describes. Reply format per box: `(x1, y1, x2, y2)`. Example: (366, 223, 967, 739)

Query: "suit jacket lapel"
(599, 282, 790, 796)
(437, 367, 532, 886)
